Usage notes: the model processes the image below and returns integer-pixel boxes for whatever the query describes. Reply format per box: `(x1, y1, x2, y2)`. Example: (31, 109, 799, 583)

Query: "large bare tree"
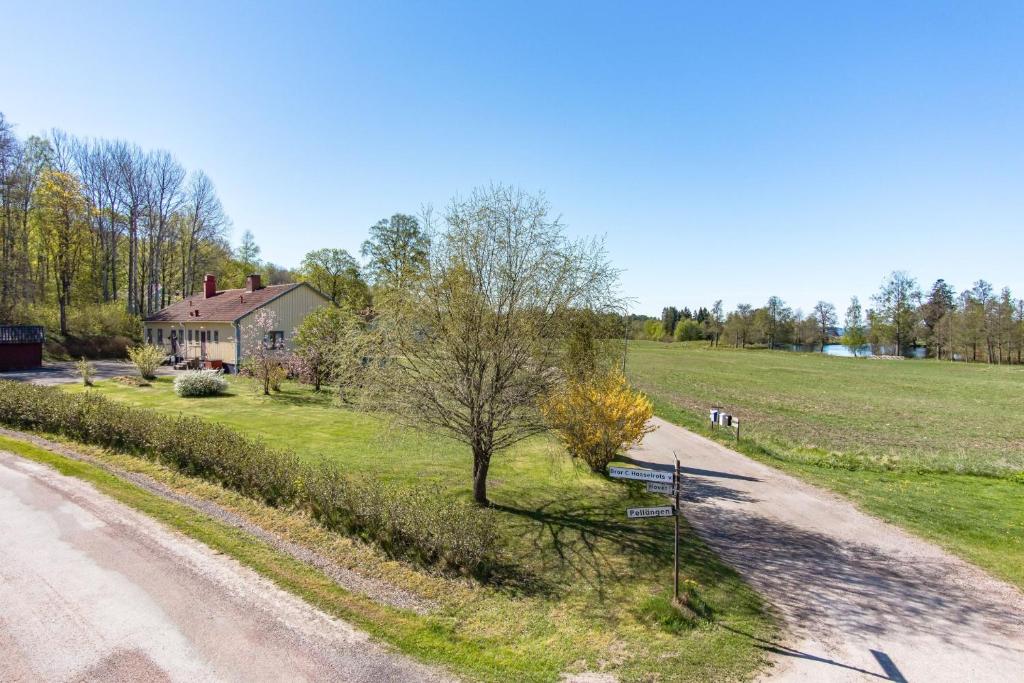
(373, 185, 621, 505)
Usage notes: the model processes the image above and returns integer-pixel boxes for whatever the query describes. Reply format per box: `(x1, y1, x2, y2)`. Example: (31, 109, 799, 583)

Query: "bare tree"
(142, 150, 185, 313)
(113, 142, 150, 315)
(178, 171, 227, 297)
(373, 185, 621, 505)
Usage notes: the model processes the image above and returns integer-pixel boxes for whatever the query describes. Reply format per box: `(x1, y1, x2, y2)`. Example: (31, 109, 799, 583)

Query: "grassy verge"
(627, 341, 1024, 589)
(44, 377, 777, 681)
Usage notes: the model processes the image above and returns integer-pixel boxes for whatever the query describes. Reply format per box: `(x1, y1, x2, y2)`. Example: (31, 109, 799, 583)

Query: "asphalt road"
(629, 417, 1024, 682)
(0, 360, 174, 386)
(0, 450, 451, 682)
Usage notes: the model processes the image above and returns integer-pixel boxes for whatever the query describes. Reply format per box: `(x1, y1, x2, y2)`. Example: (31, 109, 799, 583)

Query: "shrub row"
(0, 380, 501, 577)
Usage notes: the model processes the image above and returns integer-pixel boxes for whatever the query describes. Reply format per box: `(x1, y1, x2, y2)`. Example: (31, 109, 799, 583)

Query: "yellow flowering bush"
(542, 370, 655, 473)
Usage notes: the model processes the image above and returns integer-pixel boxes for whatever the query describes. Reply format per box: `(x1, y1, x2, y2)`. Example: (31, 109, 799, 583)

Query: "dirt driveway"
(629, 417, 1024, 682)
(0, 360, 173, 386)
(0, 450, 451, 682)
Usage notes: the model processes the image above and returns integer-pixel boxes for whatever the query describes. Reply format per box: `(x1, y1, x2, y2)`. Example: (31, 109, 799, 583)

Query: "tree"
(241, 308, 286, 395)
(299, 248, 369, 311)
(708, 300, 724, 346)
(373, 185, 621, 505)
(794, 314, 819, 347)
(761, 296, 792, 349)
(872, 271, 921, 356)
(842, 297, 867, 357)
(812, 301, 837, 351)
(673, 318, 703, 341)
(292, 305, 362, 392)
(920, 279, 955, 358)
(32, 169, 90, 335)
(237, 230, 261, 275)
(178, 171, 228, 297)
(360, 213, 430, 291)
(661, 306, 680, 338)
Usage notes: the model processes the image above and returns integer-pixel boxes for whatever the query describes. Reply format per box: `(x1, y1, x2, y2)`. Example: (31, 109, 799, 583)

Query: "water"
(786, 343, 927, 358)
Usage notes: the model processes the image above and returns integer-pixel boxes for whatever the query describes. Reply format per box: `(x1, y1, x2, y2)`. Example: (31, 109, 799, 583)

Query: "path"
(0, 450, 450, 683)
(0, 359, 174, 386)
(629, 417, 1024, 682)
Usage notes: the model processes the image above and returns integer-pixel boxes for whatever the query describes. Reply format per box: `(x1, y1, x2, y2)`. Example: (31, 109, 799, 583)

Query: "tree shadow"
(686, 505, 1024, 653)
(493, 498, 675, 598)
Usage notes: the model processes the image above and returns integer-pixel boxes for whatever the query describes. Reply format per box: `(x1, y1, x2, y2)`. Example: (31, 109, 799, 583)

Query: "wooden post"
(673, 451, 680, 604)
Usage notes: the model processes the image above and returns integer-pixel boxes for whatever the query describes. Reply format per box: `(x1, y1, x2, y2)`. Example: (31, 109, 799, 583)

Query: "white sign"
(608, 466, 674, 484)
(646, 481, 674, 495)
(627, 506, 675, 519)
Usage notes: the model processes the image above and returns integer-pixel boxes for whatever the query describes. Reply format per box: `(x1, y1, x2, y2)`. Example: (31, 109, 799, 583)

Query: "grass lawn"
(626, 341, 1024, 588)
(59, 375, 777, 682)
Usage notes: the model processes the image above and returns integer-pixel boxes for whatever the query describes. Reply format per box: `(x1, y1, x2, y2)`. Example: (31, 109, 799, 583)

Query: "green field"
(60, 375, 775, 682)
(627, 341, 1024, 587)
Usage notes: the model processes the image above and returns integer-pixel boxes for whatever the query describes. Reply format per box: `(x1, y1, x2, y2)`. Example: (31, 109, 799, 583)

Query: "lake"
(785, 343, 928, 358)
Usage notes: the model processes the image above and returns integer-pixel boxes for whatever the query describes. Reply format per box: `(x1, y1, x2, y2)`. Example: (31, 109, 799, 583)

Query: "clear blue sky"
(4, 1, 1022, 315)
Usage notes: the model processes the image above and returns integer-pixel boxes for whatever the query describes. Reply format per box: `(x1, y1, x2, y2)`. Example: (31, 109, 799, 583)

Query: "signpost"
(626, 505, 674, 518)
(607, 466, 673, 483)
(609, 455, 684, 603)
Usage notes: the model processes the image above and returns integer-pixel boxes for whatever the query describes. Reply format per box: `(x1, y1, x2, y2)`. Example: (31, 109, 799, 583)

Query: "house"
(143, 274, 330, 373)
(0, 326, 44, 371)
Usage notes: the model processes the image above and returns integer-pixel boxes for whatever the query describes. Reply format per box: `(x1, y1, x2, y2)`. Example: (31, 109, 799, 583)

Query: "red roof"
(144, 283, 320, 323)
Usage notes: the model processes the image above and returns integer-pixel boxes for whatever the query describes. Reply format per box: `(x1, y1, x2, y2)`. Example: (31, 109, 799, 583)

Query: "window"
(214, 330, 219, 343)
(146, 329, 152, 344)
(157, 329, 163, 345)
(188, 329, 193, 342)
(264, 331, 285, 350)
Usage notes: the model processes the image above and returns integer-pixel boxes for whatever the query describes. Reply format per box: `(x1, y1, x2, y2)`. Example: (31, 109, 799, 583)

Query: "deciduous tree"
(373, 185, 621, 505)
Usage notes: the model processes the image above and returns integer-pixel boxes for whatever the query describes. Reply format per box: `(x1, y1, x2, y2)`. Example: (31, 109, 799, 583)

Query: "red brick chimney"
(246, 274, 262, 292)
(203, 274, 217, 299)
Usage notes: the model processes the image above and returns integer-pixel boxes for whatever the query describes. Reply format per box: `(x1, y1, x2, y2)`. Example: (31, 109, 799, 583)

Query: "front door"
(200, 331, 207, 361)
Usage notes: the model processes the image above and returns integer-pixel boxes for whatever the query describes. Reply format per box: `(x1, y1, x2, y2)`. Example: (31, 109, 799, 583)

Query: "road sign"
(608, 466, 674, 484)
(627, 505, 675, 519)
(646, 481, 674, 495)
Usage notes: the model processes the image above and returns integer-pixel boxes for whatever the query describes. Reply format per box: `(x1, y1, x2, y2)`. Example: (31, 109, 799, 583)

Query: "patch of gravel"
(0, 427, 436, 615)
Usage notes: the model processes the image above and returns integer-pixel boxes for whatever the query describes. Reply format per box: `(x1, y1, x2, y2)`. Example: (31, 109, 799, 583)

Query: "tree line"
(639, 271, 1024, 364)
(0, 111, 388, 341)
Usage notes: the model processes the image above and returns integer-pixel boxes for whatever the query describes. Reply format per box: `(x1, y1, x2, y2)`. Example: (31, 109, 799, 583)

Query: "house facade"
(143, 274, 329, 373)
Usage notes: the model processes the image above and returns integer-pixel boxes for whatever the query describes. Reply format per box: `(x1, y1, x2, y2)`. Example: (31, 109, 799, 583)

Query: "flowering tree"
(241, 308, 286, 395)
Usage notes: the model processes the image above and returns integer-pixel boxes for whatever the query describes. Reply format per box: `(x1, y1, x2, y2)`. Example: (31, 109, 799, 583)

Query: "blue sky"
(3, 1, 1022, 315)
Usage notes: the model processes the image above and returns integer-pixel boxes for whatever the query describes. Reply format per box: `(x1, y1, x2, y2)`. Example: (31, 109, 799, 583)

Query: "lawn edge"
(0, 430, 560, 682)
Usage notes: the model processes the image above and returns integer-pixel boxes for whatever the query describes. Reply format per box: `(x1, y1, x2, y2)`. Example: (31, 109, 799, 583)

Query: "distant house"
(143, 274, 329, 373)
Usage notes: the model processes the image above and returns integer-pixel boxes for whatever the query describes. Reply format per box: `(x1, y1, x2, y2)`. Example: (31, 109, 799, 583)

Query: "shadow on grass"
(258, 389, 337, 409)
(493, 498, 677, 598)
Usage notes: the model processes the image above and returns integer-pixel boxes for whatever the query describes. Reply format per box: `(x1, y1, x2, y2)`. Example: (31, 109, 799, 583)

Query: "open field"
(58, 376, 775, 682)
(627, 341, 1024, 587)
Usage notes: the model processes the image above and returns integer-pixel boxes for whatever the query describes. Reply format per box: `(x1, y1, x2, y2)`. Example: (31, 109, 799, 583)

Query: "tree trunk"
(472, 446, 491, 506)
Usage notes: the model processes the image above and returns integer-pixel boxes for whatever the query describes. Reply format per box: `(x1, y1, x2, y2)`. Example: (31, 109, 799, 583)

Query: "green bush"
(0, 380, 501, 577)
(75, 359, 94, 386)
(174, 369, 229, 397)
(673, 319, 704, 341)
(128, 344, 164, 379)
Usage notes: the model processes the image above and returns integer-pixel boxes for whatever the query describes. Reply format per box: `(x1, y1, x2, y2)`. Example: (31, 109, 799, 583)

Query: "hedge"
(0, 380, 501, 577)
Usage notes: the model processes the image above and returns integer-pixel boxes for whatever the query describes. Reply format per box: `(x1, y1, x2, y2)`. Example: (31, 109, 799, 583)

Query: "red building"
(0, 326, 44, 371)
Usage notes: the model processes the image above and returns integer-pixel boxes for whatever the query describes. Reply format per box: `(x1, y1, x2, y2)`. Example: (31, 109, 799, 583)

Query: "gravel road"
(0, 360, 173, 386)
(0, 450, 451, 682)
(629, 417, 1024, 682)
